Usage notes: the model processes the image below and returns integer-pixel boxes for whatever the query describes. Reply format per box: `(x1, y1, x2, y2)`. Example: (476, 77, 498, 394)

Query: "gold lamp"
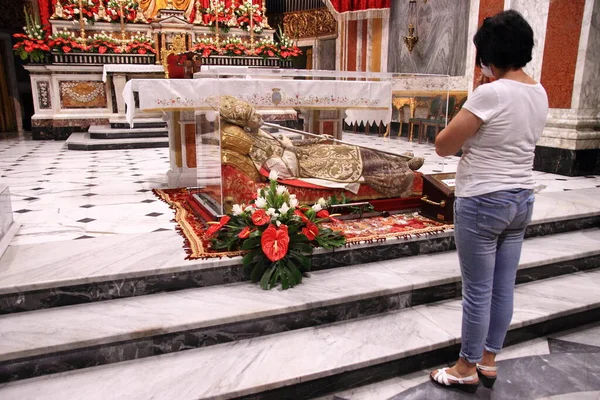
(403, 0, 428, 52)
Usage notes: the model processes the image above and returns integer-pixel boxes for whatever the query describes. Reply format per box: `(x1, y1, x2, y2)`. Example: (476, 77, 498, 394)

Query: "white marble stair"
(0, 269, 598, 400)
(88, 125, 169, 140)
(0, 229, 599, 383)
(66, 132, 169, 151)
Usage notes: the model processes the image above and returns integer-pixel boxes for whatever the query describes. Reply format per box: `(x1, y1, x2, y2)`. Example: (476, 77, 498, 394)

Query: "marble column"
(535, 0, 600, 176)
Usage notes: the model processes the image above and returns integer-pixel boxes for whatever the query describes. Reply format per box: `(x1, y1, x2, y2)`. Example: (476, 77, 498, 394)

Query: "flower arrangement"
(277, 28, 302, 60)
(205, 0, 236, 33)
(235, 1, 264, 34)
(192, 34, 222, 57)
(13, 8, 50, 63)
(48, 29, 90, 54)
(221, 35, 248, 57)
(208, 171, 346, 290)
(55, 0, 98, 23)
(106, 0, 140, 23)
(88, 31, 121, 53)
(253, 38, 279, 59)
(126, 32, 156, 54)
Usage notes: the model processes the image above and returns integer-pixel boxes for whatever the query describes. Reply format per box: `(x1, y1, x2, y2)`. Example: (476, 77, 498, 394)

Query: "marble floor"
(329, 322, 600, 400)
(1, 132, 600, 246)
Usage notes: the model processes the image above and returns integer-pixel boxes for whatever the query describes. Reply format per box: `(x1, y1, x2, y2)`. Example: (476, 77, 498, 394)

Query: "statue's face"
(246, 113, 263, 130)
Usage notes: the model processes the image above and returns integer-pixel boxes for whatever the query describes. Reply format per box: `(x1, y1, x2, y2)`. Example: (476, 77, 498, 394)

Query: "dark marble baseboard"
(1, 262, 597, 384)
(535, 146, 600, 176)
(89, 131, 168, 140)
(110, 122, 167, 129)
(67, 140, 169, 151)
(1, 216, 598, 315)
(240, 307, 600, 400)
(32, 126, 76, 141)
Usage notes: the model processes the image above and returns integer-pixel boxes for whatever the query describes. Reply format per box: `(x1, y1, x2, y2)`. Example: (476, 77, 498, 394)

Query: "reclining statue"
(215, 96, 425, 198)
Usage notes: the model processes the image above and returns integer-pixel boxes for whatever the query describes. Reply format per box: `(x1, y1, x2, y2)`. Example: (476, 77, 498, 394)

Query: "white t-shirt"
(455, 79, 549, 197)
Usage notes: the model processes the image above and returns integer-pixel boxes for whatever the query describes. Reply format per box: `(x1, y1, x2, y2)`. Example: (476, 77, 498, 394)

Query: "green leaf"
(241, 236, 260, 250)
(260, 265, 276, 290)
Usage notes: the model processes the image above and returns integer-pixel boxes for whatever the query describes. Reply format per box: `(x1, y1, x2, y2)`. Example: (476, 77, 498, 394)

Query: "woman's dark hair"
(474, 10, 534, 70)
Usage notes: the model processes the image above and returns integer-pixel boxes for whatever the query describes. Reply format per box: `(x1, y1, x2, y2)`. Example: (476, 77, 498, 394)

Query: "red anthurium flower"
(62, 46, 71, 53)
(294, 209, 309, 223)
(261, 224, 290, 262)
(98, 46, 107, 54)
(238, 226, 253, 239)
(206, 215, 230, 237)
(317, 210, 330, 219)
(302, 222, 319, 241)
(252, 209, 271, 226)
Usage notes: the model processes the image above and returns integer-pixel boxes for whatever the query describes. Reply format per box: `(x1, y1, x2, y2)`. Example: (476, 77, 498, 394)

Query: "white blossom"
(312, 203, 322, 212)
(276, 185, 287, 196)
(289, 198, 299, 208)
(255, 197, 266, 208)
(266, 207, 277, 216)
(289, 194, 297, 200)
(278, 202, 290, 214)
(268, 170, 279, 181)
(232, 204, 244, 216)
(276, 220, 282, 227)
(244, 205, 255, 212)
(317, 197, 328, 207)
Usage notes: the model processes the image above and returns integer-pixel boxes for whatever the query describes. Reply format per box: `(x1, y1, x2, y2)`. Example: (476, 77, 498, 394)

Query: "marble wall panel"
(575, 0, 600, 113)
(388, 0, 470, 76)
(507, 0, 550, 82)
(0, 186, 13, 240)
(318, 38, 336, 70)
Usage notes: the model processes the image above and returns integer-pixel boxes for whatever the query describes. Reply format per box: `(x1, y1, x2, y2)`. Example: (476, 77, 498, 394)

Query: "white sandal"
(476, 363, 498, 388)
(430, 367, 479, 393)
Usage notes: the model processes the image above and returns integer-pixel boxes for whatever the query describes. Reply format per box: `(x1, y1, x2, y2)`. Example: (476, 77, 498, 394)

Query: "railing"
(51, 52, 156, 65)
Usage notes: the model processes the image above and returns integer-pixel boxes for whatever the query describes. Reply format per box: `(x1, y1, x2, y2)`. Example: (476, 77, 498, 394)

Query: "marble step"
(0, 269, 598, 399)
(1, 188, 599, 314)
(88, 125, 168, 139)
(0, 229, 599, 382)
(109, 118, 167, 129)
(66, 132, 169, 151)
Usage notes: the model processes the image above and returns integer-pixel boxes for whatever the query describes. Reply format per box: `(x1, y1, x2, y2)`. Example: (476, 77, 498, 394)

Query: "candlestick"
(249, 3, 255, 54)
(78, 0, 86, 39)
(214, 0, 220, 49)
(119, 0, 127, 51)
(262, 0, 270, 29)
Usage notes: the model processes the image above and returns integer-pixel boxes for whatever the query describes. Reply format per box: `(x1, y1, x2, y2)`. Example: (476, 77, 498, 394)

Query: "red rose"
(251, 209, 270, 226)
(294, 209, 309, 223)
(261, 224, 290, 262)
(238, 226, 252, 239)
(206, 215, 230, 237)
(301, 222, 319, 241)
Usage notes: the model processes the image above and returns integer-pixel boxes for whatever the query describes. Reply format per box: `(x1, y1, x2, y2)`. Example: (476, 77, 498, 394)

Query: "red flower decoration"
(98, 46, 107, 54)
(302, 222, 319, 241)
(294, 209, 309, 223)
(238, 226, 252, 239)
(206, 215, 230, 237)
(317, 210, 330, 219)
(251, 209, 270, 226)
(261, 224, 290, 262)
(62, 46, 71, 53)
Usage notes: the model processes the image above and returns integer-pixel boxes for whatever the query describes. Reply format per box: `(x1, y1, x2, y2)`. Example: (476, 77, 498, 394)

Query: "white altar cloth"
(123, 78, 392, 126)
(102, 65, 164, 82)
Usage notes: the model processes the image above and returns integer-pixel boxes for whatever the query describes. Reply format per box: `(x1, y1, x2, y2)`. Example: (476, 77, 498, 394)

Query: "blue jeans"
(455, 189, 535, 363)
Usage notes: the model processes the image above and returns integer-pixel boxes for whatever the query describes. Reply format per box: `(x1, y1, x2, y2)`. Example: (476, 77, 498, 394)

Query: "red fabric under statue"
(38, 0, 54, 26)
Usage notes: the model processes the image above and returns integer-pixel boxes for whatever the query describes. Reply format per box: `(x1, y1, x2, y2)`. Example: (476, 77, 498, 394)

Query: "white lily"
(276, 185, 287, 195)
(278, 202, 290, 214)
(276, 220, 281, 227)
(269, 170, 279, 181)
(312, 203, 322, 212)
(255, 197, 267, 208)
(244, 205, 255, 212)
(266, 207, 277, 216)
(232, 204, 244, 216)
(289, 197, 299, 208)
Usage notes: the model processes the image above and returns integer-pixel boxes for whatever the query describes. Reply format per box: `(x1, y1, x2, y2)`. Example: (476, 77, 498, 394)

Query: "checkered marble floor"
(1, 133, 599, 246)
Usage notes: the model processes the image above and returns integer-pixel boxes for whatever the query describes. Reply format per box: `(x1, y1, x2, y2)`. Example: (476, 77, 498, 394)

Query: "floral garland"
(204, 1, 237, 33)
(106, 0, 140, 23)
(53, 0, 98, 23)
(192, 34, 222, 57)
(126, 32, 156, 54)
(208, 171, 346, 290)
(13, 9, 49, 63)
(221, 35, 248, 56)
(277, 27, 302, 60)
(235, 1, 264, 34)
(254, 38, 279, 59)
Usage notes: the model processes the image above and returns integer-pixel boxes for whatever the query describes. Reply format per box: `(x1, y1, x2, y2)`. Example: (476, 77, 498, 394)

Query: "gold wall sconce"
(403, 0, 428, 52)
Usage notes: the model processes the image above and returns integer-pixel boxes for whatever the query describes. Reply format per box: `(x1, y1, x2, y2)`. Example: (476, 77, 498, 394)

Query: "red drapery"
(38, 0, 54, 26)
(324, 0, 391, 20)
